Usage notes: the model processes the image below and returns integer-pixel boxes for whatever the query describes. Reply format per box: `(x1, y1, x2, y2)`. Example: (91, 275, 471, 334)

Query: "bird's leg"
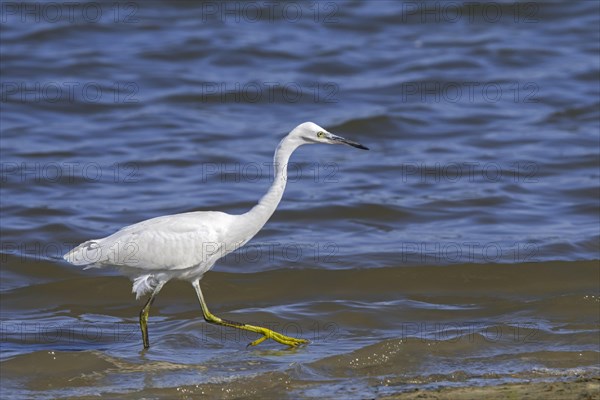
(192, 280, 308, 348)
(139, 281, 165, 349)
(139, 296, 154, 349)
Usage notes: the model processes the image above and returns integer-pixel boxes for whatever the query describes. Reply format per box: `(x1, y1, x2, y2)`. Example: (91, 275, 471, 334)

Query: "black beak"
(329, 133, 369, 150)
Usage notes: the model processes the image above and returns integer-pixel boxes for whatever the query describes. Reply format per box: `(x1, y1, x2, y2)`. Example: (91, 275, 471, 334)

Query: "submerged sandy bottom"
(384, 377, 600, 400)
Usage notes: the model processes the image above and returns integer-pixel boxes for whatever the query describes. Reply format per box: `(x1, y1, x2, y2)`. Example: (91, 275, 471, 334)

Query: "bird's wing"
(64, 211, 234, 271)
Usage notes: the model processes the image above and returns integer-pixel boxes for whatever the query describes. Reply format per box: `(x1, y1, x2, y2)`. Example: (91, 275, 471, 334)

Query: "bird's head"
(289, 122, 369, 150)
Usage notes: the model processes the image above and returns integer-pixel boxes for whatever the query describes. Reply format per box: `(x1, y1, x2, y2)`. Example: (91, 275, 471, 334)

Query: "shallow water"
(1, 1, 599, 398)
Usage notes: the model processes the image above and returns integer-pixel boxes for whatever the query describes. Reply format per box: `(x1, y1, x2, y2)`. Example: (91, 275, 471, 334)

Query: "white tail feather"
(132, 274, 158, 300)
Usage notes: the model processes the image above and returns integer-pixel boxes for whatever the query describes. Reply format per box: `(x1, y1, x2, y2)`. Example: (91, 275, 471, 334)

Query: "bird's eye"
(317, 131, 325, 138)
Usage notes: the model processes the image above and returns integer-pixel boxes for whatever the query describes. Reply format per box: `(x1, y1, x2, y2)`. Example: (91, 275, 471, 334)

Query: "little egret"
(64, 122, 368, 349)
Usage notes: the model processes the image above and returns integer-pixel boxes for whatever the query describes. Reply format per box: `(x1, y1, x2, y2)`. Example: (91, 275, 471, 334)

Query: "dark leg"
(139, 281, 165, 349)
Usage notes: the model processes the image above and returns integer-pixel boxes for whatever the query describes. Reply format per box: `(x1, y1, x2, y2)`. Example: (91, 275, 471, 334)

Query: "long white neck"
(238, 135, 302, 239)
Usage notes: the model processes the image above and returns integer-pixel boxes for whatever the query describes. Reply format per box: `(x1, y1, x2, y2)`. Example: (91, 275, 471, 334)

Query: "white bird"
(63, 122, 368, 349)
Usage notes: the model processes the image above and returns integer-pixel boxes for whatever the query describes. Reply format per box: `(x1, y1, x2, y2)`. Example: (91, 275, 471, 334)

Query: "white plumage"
(65, 212, 236, 298)
(63, 122, 368, 348)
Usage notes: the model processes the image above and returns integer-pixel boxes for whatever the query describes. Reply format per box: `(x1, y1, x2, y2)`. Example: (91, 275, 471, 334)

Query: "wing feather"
(64, 211, 234, 271)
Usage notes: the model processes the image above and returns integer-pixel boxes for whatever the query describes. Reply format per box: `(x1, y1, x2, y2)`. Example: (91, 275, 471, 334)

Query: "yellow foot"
(248, 328, 309, 348)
